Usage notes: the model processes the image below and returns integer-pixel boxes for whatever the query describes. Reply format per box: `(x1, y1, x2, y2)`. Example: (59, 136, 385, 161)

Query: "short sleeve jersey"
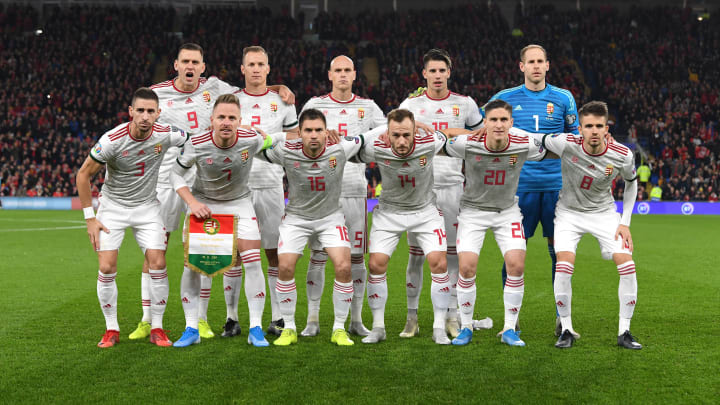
(358, 131, 447, 212)
(445, 128, 546, 211)
(151, 76, 239, 187)
(177, 128, 267, 202)
(235, 88, 299, 189)
(400, 91, 483, 187)
(262, 137, 363, 219)
(542, 134, 636, 213)
(303, 94, 385, 197)
(90, 123, 187, 207)
(486, 84, 579, 192)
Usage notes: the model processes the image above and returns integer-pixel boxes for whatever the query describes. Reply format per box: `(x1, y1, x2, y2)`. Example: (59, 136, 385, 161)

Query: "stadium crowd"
(0, 3, 718, 200)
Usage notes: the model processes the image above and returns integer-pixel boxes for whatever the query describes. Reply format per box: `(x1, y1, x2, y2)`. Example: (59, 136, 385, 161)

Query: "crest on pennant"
(358, 108, 365, 119)
(329, 156, 337, 168)
(202, 91, 211, 103)
(154, 144, 163, 155)
(546, 102, 555, 115)
(605, 164, 614, 176)
(419, 155, 428, 167)
(270, 102, 278, 112)
(203, 218, 220, 235)
(509, 154, 518, 165)
(452, 105, 460, 117)
(241, 149, 249, 162)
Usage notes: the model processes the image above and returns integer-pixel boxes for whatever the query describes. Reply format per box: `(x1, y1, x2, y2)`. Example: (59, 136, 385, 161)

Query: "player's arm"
(562, 93, 580, 135)
(616, 155, 638, 251)
(466, 97, 484, 130)
(171, 145, 211, 220)
(268, 85, 295, 105)
(76, 156, 109, 250)
(353, 126, 386, 163)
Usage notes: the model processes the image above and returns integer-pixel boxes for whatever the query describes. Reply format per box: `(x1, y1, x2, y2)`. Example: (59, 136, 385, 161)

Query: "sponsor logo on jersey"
(509, 154, 518, 165)
(571, 156, 579, 163)
(588, 164, 596, 170)
(311, 162, 319, 168)
(185, 97, 193, 104)
(358, 108, 365, 119)
(322, 110, 329, 116)
(154, 144, 163, 155)
(419, 155, 427, 167)
(93, 144, 102, 154)
(252, 104, 260, 109)
(514, 105, 523, 111)
(402, 162, 410, 167)
(270, 102, 278, 112)
(203, 218, 220, 235)
(435, 108, 444, 114)
(340, 109, 347, 115)
(546, 102, 554, 115)
(224, 157, 231, 163)
(329, 156, 337, 168)
(452, 105, 460, 117)
(202, 91, 211, 103)
(605, 164, 614, 176)
(138, 150, 145, 156)
(121, 150, 129, 157)
(241, 149, 249, 162)
(493, 157, 501, 162)
(206, 158, 213, 165)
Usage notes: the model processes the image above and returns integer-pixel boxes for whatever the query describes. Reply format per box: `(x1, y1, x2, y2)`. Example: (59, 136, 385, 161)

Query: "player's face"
(388, 118, 415, 156)
(300, 118, 327, 153)
(422, 60, 450, 91)
(241, 51, 270, 87)
(174, 50, 206, 88)
(579, 114, 609, 148)
(211, 103, 241, 141)
(485, 108, 514, 141)
(519, 48, 549, 85)
(328, 57, 356, 92)
(128, 98, 160, 132)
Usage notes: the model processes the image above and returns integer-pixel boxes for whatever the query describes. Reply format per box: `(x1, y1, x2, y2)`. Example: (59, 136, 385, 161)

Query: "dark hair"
(299, 109, 326, 128)
(131, 87, 159, 106)
(578, 101, 609, 122)
(520, 44, 547, 62)
(177, 43, 204, 58)
(242, 46, 267, 63)
(484, 99, 513, 115)
(387, 108, 415, 126)
(212, 94, 240, 111)
(423, 48, 452, 70)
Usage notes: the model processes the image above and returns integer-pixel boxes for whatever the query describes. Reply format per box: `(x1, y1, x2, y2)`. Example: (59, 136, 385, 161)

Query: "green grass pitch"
(0, 210, 718, 403)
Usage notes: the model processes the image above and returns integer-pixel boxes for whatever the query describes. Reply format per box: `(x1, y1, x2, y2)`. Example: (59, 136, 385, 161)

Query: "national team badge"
(358, 108, 365, 119)
(419, 155, 427, 167)
(329, 156, 337, 168)
(546, 103, 555, 115)
(202, 91, 211, 103)
(270, 102, 278, 112)
(509, 154, 518, 165)
(241, 149, 249, 162)
(452, 105, 460, 117)
(605, 164, 614, 176)
(203, 218, 220, 235)
(154, 144, 163, 155)
(206, 158, 213, 165)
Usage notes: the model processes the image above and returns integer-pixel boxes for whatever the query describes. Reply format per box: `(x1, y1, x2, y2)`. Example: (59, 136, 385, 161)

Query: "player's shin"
(306, 250, 327, 323)
(141, 272, 151, 323)
(367, 273, 388, 329)
(180, 266, 201, 329)
(198, 274, 212, 321)
(223, 266, 243, 322)
(456, 275, 476, 329)
(554, 261, 574, 332)
(447, 246, 459, 321)
(149, 268, 169, 329)
(504, 275, 524, 331)
(430, 271, 451, 329)
(350, 255, 366, 323)
(275, 279, 297, 331)
(617, 261, 637, 335)
(406, 246, 424, 319)
(97, 271, 119, 331)
(242, 250, 265, 329)
(267, 266, 281, 321)
(332, 280, 354, 330)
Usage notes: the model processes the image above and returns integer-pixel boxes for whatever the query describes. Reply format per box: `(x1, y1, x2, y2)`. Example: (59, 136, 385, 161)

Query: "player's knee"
(368, 256, 387, 275)
(277, 262, 295, 280)
(505, 260, 525, 277)
(427, 252, 447, 273)
(98, 262, 117, 274)
(459, 261, 476, 279)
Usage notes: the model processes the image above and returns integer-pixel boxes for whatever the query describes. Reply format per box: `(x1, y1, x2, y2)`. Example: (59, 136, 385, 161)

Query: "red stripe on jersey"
(608, 144, 629, 155)
(108, 126, 129, 142)
(192, 134, 213, 145)
(509, 136, 529, 143)
(237, 129, 256, 138)
(153, 124, 170, 132)
(150, 80, 173, 89)
(415, 139, 435, 144)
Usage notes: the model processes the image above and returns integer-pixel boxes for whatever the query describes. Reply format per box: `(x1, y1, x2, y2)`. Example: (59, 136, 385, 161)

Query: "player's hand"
(86, 218, 109, 251)
(606, 132, 616, 143)
(415, 122, 434, 136)
(327, 129, 341, 144)
(378, 130, 390, 145)
(615, 224, 633, 252)
(189, 201, 212, 220)
(254, 127, 268, 139)
(469, 126, 486, 142)
(278, 85, 295, 105)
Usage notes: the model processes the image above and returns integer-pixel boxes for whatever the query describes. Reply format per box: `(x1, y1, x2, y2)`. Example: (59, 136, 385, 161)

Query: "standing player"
(358, 109, 454, 345)
(299, 55, 385, 337)
(539, 101, 641, 350)
(398, 49, 486, 338)
(260, 109, 375, 346)
(485, 44, 579, 335)
(444, 100, 549, 347)
(76, 88, 188, 348)
(236, 46, 299, 337)
(170, 94, 284, 348)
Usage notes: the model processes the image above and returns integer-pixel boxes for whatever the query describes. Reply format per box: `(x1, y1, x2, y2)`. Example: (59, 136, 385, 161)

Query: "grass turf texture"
(0, 210, 718, 403)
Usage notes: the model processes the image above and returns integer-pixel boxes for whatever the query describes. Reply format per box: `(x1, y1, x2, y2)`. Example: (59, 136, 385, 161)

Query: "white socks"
(223, 266, 243, 321)
(198, 274, 212, 321)
(367, 272, 388, 329)
(456, 274, 476, 329)
(350, 255, 366, 324)
(447, 246, 459, 321)
(267, 266, 280, 321)
(149, 268, 169, 330)
(180, 266, 200, 329)
(97, 271, 119, 331)
(140, 272, 151, 323)
(242, 250, 265, 329)
(503, 275, 524, 331)
(430, 271, 450, 329)
(306, 250, 327, 323)
(332, 280, 353, 330)
(276, 279, 297, 331)
(406, 246, 424, 313)
(617, 261, 637, 335)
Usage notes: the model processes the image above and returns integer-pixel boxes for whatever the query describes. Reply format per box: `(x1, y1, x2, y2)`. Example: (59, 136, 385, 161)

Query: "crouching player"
(540, 101, 641, 350)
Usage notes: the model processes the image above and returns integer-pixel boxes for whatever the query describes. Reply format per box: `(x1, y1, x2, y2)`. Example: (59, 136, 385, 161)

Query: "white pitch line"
(0, 218, 86, 224)
(0, 225, 86, 232)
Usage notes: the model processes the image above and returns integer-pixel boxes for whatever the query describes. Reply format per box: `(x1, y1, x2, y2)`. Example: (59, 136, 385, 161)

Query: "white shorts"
(310, 197, 367, 255)
(251, 187, 284, 249)
(456, 204, 527, 256)
(407, 184, 462, 249)
(157, 187, 185, 233)
(183, 196, 260, 242)
(553, 208, 632, 260)
(278, 211, 350, 255)
(369, 204, 447, 257)
(96, 196, 167, 252)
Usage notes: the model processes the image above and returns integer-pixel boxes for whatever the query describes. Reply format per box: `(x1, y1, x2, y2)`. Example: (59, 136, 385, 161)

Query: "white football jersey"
(303, 94, 385, 197)
(542, 134, 636, 214)
(91, 123, 187, 207)
(399, 91, 483, 187)
(151, 76, 239, 188)
(236, 88, 299, 189)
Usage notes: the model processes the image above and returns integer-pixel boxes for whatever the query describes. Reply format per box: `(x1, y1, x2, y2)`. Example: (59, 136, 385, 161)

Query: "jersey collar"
(211, 130, 239, 149)
(424, 90, 451, 101)
(242, 88, 271, 97)
(172, 77, 201, 94)
(582, 140, 609, 157)
(302, 144, 327, 159)
(128, 122, 154, 142)
(328, 93, 356, 104)
(521, 84, 551, 98)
